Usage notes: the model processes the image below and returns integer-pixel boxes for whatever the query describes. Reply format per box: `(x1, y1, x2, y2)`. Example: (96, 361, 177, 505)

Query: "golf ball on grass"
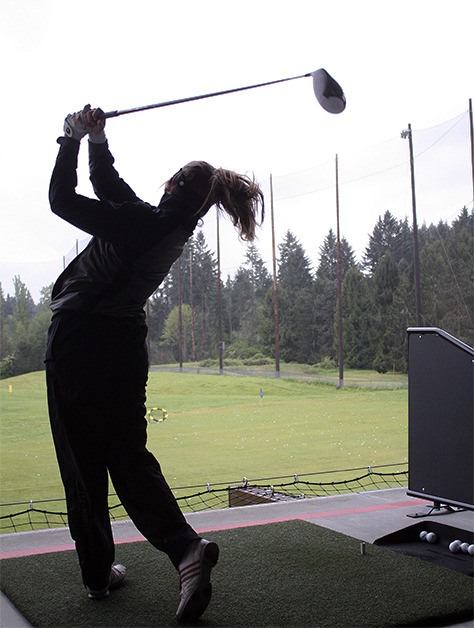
(426, 532, 437, 543)
(468, 545, 474, 556)
(460, 542, 470, 553)
(419, 530, 428, 541)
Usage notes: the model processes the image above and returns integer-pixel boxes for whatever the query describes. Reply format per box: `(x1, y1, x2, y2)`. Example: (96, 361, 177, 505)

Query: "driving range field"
(0, 370, 408, 508)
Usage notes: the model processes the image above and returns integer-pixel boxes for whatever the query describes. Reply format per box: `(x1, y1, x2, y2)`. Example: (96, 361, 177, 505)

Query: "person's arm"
(48, 137, 159, 246)
(85, 108, 142, 203)
(48, 110, 193, 249)
(88, 140, 142, 203)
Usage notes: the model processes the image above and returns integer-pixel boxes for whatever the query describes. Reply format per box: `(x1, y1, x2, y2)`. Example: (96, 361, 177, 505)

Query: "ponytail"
(167, 161, 264, 241)
(202, 168, 264, 241)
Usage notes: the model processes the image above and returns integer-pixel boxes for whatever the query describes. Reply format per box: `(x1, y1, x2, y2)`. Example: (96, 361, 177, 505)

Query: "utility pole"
(270, 174, 281, 377)
(401, 124, 422, 326)
(335, 155, 344, 389)
(189, 247, 196, 362)
(177, 255, 183, 371)
(216, 209, 224, 374)
(469, 99, 474, 205)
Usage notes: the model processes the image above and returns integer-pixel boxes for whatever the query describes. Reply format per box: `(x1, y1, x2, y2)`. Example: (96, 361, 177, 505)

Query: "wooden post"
(270, 174, 281, 377)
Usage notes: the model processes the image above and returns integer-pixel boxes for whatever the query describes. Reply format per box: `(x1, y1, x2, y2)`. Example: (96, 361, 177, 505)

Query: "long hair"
(167, 161, 264, 241)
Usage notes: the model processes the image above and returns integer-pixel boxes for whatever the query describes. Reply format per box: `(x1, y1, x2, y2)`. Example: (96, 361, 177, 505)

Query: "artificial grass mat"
(1, 520, 473, 627)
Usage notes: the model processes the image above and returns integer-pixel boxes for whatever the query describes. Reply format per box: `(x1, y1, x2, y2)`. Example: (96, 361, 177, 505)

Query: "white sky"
(1, 0, 473, 300)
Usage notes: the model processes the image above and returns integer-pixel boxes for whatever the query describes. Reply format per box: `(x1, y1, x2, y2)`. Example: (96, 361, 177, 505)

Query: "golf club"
(99, 68, 345, 119)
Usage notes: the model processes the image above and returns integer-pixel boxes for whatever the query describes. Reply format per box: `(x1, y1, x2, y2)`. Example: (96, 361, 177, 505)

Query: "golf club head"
(311, 69, 346, 114)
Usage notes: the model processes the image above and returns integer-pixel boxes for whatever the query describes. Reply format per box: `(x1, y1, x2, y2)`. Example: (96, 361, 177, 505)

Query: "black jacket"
(49, 137, 199, 319)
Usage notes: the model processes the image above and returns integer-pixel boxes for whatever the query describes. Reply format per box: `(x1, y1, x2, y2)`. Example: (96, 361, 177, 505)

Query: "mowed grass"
(0, 371, 408, 506)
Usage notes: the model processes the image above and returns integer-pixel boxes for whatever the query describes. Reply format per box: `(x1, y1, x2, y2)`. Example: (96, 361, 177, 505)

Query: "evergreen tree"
(147, 230, 219, 362)
(278, 231, 313, 290)
(421, 207, 473, 345)
(446, 207, 473, 344)
(341, 266, 377, 368)
(189, 231, 219, 358)
(1, 277, 49, 376)
(161, 304, 193, 362)
(37, 283, 54, 313)
(12, 276, 34, 326)
(372, 252, 406, 372)
(314, 229, 356, 361)
(363, 211, 404, 274)
(245, 244, 272, 297)
(276, 231, 315, 363)
(226, 267, 256, 346)
(0, 283, 12, 365)
(1, 208, 471, 377)
(225, 244, 271, 352)
(147, 280, 174, 363)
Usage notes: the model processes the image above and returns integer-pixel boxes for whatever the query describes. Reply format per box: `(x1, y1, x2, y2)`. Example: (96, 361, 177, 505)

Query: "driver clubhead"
(312, 69, 346, 114)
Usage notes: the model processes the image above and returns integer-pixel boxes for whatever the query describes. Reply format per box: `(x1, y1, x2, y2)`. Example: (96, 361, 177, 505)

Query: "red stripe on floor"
(193, 499, 428, 533)
(0, 499, 428, 560)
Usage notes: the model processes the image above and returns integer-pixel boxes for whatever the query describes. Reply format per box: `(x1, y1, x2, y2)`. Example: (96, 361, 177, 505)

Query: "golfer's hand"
(84, 107, 107, 144)
(63, 104, 92, 141)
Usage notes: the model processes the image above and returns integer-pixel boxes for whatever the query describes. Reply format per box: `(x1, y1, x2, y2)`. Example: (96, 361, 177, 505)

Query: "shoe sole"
(177, 541, 219, 623)
(87, 590, 110, 600)
(87, 565, 126, 599)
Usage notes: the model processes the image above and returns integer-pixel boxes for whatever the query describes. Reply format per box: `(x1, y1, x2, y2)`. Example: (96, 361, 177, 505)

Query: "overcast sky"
(1, 0, 473, 300)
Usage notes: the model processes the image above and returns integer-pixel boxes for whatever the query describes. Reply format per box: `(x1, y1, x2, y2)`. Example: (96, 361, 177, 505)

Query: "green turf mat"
(1, 520, 473, 627)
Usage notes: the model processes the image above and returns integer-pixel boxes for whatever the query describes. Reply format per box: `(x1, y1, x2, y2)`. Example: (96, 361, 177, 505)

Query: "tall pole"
(216, 209, 224, 374)
(469, 99, 474, 205)
(270, 174, 281, 377)
(189, 247, 196, 362)
(146, 299, 151, 356)
(335, 155, 344, 389)
(402, 124, 422, 326)
(177, 255, 183, 371)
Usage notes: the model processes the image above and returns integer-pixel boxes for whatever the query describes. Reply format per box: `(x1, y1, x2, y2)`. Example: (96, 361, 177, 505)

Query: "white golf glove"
(63, 105, 91, 141)
(87, 107, 107, 144)
(88, 126, 106, 144)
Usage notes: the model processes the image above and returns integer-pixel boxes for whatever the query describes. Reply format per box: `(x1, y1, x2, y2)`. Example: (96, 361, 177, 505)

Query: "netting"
(1, 108, 471, 303)
(0, 464, 407, 533)
(202, 109, 473, 280)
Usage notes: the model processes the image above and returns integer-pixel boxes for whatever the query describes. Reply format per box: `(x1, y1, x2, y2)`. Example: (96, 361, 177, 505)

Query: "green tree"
(37, 283, 54, 313)
(161, 304, 193, 362)
(276, 231, 316, 363)
(0, 283, 14, 375)
(147, 280, 174, 363)
(341, 266, 377, 368)
(363, 211, 405, 275)
(225, 244, 271, 351)
(372, 252, 406, 372)
(278, 231, 313, 291)
(0, 283, 10, 359)
(147, 230, 219, 362)
(420, 207, 473, 345)
(444, 207, 474, 344)
(314, 230, 356, 361)
(12, 276, 33, 327)
(0, 277, 50, 376)
(188, 231, 219, 359)
(244, 244, 272, 297)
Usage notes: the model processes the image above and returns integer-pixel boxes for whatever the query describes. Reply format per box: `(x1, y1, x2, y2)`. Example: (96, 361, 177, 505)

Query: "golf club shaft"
(100, 72, 312, 119)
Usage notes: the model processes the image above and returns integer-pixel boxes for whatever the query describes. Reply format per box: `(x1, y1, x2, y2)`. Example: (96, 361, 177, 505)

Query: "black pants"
(45, 312, 199, 590)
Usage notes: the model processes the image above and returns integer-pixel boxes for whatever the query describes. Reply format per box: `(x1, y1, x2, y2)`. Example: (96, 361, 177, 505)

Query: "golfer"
(45, 106, 264, 622)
